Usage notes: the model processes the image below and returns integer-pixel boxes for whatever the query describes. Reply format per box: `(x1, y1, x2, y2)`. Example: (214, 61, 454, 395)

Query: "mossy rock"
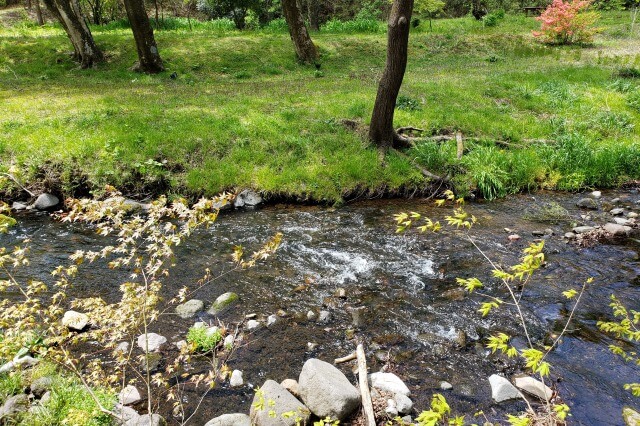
(207, 292, 239, 315)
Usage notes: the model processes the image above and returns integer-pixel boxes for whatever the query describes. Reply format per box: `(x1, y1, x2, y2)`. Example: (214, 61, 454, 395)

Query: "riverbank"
(1, 11, 640, 203)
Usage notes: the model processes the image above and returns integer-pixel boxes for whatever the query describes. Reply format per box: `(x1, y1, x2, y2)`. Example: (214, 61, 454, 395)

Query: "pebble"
(62, 310, 89, 331)
(564, 232, 576, 239)
(136, 333, 167, 352)
(246, 320, 260, 330)
(508, 234, 521, 241)
(306, 310, 316, 320)
(440, 381, 453, 390)
(573, 226, 595, 234)
(591, 191, 602, 199)
(230, 370, 244, 387)
(223, 334, 234, 348)
(118, 385, 142, 405)
(628, 212, 638, 218)
(318, 310, 331, 324)
(610, 208, 625, 216)
(307, 342, 318, 351)
(266, 314, 277, 327)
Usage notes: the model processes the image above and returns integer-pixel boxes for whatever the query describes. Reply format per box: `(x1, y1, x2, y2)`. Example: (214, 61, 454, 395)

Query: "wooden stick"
(334, 352, 356, 364)
(456, 131, 464, 160)
(356, 344, 376, 426)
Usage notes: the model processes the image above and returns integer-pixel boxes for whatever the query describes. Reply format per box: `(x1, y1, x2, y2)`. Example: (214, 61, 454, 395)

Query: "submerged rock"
(175, 299, 204, 318)
(576, 198, 598, 209)
(604, 223, 632, 237)
(489, 374, 520, 403)
(250, 380, 310, 426)
(514, 376, 553, 401)
(204, 414, 251, 426)
(298, 358, 361, 420)
(136, 333, 167, 352)
(207, 292, 239, 315)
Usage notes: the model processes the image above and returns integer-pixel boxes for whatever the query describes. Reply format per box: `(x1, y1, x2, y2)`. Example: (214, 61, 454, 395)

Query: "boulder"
(298, 358, 361, 420)
(576, 198, 598, 209)
(250, 380, 310, 426)
(207, 292, 239, 315)
(114, 404, 140, 425)
(514, 376, 553, 401)
(394, 393, 413, 414)
(136, 333, 167, 352)
(62, 310, 89, 331)
(0, 394, 29, 421)
(489, 374, 520, 403)
(230, 370, 244, 387)
(33, 193, 60, 210)
(175, 299, 204, 319)
(234, 190, 263, 208)
(119, 385, 142, 405)
(623, 407, 640, 426)
(604, 223, 632, 237)
(30, 377, 53, 398)
(204, 413, 251, 426)
(369, 372, 410, 397)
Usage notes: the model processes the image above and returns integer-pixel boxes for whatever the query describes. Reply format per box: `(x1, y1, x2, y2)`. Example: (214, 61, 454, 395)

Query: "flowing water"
(2, 191, 639, 425)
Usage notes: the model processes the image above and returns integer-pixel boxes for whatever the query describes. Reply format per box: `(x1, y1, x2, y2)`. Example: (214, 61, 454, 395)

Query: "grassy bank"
(1, 10, 639, 202)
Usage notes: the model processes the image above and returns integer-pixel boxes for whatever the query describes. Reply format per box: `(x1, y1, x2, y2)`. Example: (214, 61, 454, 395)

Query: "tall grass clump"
(321, 19, 385, 33)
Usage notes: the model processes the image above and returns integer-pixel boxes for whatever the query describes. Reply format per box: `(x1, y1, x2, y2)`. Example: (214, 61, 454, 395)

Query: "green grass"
(0, 10, 639, 201)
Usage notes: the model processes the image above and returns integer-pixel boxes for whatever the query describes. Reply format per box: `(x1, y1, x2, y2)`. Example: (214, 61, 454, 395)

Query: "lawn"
(1, 10, 639, 202)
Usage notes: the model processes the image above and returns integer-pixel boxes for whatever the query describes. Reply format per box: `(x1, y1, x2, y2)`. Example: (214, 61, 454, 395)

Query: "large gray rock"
(207, 292, 239, 315)
(205, 414, 251, 426)
(234, 190, 263, 208)
(0, 394, 29, 421)
(136, 333, 167, 352)
(298, 358, 360, 420)
(114, 404, 140, 425)
(62, 310, 89, 331)
(394, 393, 413, 414)
(514, 376, 553, 401)
(250, 380, 310, 426)
(33, 193, 60, 210)
(119, 385, 142, 405)
(30, 377, 53, 398)
(369, 372, 410, 397)
(125, 413, 166, 426)
(489, 374, 520, 402)
(604, 223, 632, 237)
(280, 379, 300, 398)
(576, 198, 598, 209)
(572, 226, 595, 234)
(175, 299, 204, 318)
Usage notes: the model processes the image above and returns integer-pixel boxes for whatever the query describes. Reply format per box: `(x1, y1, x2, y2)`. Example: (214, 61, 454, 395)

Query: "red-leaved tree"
(533, 0, 600, 44)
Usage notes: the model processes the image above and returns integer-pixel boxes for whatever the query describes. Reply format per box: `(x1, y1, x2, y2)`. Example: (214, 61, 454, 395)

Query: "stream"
(2, 190, 639, 425)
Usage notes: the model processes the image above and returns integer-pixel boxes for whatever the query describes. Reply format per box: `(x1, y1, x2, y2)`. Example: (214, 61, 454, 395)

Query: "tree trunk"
(369, 0, 414, 151)
(282, 0, 317, 64)
(122, 0, 164, 73)
(42, 0, 104, 68)
(35, 0, 44, 25)
(307, 0, 319, 30)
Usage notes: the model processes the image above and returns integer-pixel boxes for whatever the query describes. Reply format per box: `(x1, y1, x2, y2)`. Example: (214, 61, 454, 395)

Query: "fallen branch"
(396, 126, 424, 136)
(0, 173, 35, 197)
(334, 352, 356, 364)
(356, 344, 376, 426)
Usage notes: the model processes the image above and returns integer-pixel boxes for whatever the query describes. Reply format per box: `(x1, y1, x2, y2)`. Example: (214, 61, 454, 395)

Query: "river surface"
(2, 191, 639, 425)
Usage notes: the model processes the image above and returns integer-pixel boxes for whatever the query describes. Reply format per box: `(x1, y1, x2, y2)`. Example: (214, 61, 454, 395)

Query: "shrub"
(187, 325, 222, 352)
(533, 0, 600, 45)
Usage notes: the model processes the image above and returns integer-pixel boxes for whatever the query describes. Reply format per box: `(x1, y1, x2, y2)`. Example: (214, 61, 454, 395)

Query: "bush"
(187, 325, 222, 352)
(533, 0, 600, 44)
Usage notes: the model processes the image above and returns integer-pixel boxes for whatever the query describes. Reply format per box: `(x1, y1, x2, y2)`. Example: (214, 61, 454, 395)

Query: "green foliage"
(321, 19, 384, 33)
(186, 325, 222, 352)
(615, 67, 640, 78)
(0, 214, 16, 234)
(627, 90, 640, 111)
(396, 95, 423, 111)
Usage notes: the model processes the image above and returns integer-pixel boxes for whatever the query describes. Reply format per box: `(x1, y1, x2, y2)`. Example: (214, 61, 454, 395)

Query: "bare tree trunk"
(282, 0, 317, 64)
(42, 0, 104, 68)
(122, 0, 164, 73)
(307, 0, 319, 30)
(369, 0, 414, 151)
(35, 0, 44, 25)
(26, 0, 32, 10)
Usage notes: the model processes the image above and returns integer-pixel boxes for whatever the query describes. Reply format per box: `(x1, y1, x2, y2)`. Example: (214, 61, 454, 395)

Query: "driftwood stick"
(334, 352, 357, 364)
(456, 131, 464, 160)
(356, 344, 376, 426)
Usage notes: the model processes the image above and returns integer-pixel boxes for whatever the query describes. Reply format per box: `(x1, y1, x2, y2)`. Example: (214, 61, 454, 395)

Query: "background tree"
(414, 0, 444, 30)
(42, 0, 104, 68)
(369, 0, 414, 151)
(281, 0, 317, 63)
(123, 0, 164, 73)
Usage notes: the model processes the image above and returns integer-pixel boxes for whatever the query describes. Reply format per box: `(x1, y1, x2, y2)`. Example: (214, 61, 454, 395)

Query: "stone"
(604, 222, 632, 237)
(623, 407, 640, 426)
(204, 413, 251, 426)
(318, 310, 331, 324)
(306, 342, 318, 351)
(394, 393, 413, 414)
(12, 202, 27, 211)
(508, 234, 521, 241)
(0, 394, 29, 421)
(611, 197, 621, 204)
(206, 326, 220, 337)
(30, 377, 53, 398)
(440, 381, 453, 390)
(576, 198, 598, 209)
(280, 379, 300, 398)
(175, 299, 204, 319)
(573, 226, 595, 234)
(614, 217, 632, 225)
(33, 193, 60, 210)
(306, 310, 316, 320)
(544, 228, 554, 235)
(116, 342, 130, 354)
(611, 208, 625, 216)
(114, 404, 140, 425)
(40, 391, 51, 405)
(234, 190, 263, 208)
(564, 232, 576, 239)
(385, 399, 398, 417)
(401, 416, 413, 424)
(207, 292, 239, 315)
(119, 385, 142, 405)
(267, 314, 277, 327)
(591, 191, 602, 199)
(489, 374, 520, 403)
(628, 212, 639, 218)
(62, 310, 89, 331)
(0, 355, 39, 374)
(126, 413, 166, 426)
(136, 333, 167, 352)
(349, 306, 367, 327)
(298, 358, 361, 420)
(223, 334, 234, 348)
(514, 376, 553, 401)
(334, 288, 347, 298)
(175, 340, 187, 350)
(230, 370, 244, 387)
(369, 372, 410, 397)
(247, 320, 260, 330)
(532, 230, 545, 236)
(250, 380, 310, 426)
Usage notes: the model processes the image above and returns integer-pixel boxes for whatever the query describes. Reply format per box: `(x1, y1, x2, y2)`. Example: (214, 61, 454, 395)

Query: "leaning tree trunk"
(35, 0, 45, 25)
(42, 0, 104, 68)
(122, 0, 164, 73)
(369, 0, 414, 151)
(282, 0, 317, 64)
